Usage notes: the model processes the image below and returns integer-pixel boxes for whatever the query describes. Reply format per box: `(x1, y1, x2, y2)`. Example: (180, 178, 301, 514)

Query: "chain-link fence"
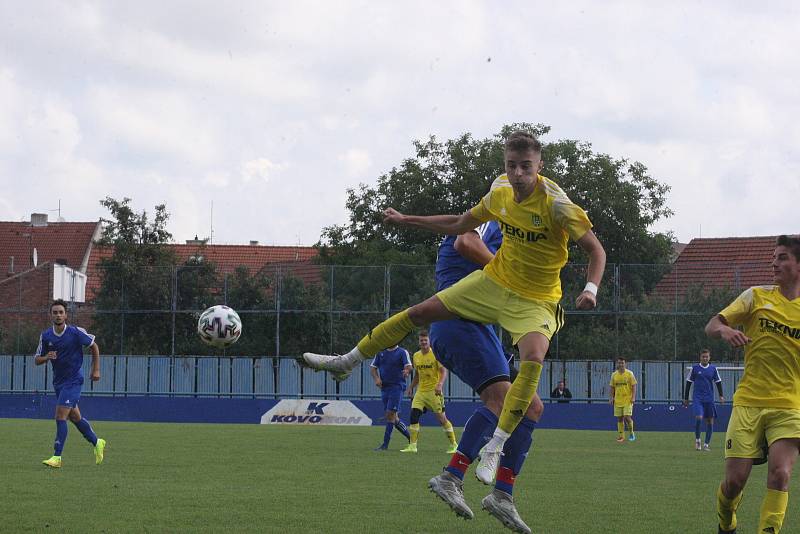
(0, 261, 761, 361)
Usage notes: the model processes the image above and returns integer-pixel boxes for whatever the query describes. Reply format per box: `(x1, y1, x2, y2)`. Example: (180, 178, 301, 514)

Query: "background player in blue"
(682, 348, 724, 451)
(427, 221, 544, 534)
(369, 345, 412, 450)
(34, 299, 106, 468)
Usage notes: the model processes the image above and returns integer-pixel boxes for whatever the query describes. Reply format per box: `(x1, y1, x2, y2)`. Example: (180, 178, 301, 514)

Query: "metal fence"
(0, 354, 744, 402)
(0, 261, 760, 363)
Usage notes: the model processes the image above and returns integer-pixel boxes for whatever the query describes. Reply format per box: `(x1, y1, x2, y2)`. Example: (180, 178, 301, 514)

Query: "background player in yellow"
(400, 330, 458, 454)
(609, 357, 637, 443)
(706, 235, 800, 534)
(301, 131, 606, 483)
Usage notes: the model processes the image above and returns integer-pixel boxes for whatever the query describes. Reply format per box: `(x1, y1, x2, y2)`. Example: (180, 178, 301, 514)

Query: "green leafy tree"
(318, 123, 674, 266)
(93, 198, 177, 355)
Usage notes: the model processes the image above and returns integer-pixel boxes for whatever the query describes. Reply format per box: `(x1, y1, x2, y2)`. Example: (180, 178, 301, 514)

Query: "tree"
(317, 123, 675, 267)
(92, 198, 178, 354)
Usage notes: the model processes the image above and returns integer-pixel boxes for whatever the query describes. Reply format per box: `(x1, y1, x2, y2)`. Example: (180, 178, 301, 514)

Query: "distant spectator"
(550, 380, 572, 403)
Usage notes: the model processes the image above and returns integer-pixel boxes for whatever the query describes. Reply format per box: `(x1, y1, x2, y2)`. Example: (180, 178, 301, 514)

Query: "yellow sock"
(617, 422, 624, 437)
(497, 361, 542, 434)
(717, 483, 743, 531)
(409, 424, 420, 445)
(759, 488, 788, 533)
(356, 309, 415, 357)
(628, 420, 634, 434)
(443, 421, 456, 445)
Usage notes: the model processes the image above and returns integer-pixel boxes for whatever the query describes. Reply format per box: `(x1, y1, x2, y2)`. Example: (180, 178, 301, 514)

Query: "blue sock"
(54, 419, 68, 456)
(705, 422, 713, 445)
(495, 416, 536, 496)
(445, 406, 497, 480)
(694, 419, 701, 440)
(382, 423, 394, 447)
(394, 420, 410, 440)
(72, 418, 98, 446)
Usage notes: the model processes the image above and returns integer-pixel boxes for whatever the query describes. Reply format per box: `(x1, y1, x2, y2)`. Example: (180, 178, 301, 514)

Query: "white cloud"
(0, 1, 798, 246)
(241, 158, 285, 184)
(338, 149, 372, 177)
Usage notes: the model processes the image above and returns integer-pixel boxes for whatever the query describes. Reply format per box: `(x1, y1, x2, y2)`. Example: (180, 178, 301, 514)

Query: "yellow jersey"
(412, 349, 442, 392)
(470, 174, 593, 302)
(719, 286, 800, 409)
(610, 369, 637, 407)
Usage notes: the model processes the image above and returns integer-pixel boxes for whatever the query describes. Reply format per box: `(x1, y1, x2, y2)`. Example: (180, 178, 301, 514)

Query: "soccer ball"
(197, 305, 242, 348)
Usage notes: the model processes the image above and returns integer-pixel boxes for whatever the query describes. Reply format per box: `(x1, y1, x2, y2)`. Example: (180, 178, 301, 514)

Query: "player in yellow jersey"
(301, 131, 606, 483)
(400, 331, 458, 454)
(706, 235, 800, 534)
(609, 357, 637, 443)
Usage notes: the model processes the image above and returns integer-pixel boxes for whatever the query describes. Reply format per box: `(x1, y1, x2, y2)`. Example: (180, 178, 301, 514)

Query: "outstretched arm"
(383, 208, 482, 236)
(575, 230, 606, 310)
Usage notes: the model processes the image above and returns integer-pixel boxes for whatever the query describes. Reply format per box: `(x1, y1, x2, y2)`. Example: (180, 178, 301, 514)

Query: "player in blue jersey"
(427, 221, 544, 534)
(370, 345, 412, 450)
(34, 299, 106, 468)
(683, 348, 724, 451)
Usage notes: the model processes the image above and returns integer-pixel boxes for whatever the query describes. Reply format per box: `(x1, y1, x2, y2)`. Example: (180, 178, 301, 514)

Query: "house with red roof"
(84, 240, 320, 301)
(0, 214, 319, 311)
(0, 214, 102, 309)
(650, 236, 779, 302)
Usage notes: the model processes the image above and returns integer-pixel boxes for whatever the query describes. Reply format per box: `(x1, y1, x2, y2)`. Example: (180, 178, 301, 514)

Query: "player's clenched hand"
(46, 351, 57, 360)
(90, 370, 100, 381)
(575, 290, 597, 310)
(720, 327, 751, 348)
(383, 208, 406, 225)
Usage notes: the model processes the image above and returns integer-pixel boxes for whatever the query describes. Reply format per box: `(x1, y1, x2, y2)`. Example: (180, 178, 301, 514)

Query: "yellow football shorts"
(725, 406, 800, 459)
(614, 404, 633, 417)
(435, 270, 564, 345)
(411, 390, 445, 413)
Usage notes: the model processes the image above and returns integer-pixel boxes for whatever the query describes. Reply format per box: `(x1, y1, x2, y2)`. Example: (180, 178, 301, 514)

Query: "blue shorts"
(54, 383, 82, 408)
(693, 401, 717, 419)
(430, 318, 510, 393)
(381, 384, 404, 413)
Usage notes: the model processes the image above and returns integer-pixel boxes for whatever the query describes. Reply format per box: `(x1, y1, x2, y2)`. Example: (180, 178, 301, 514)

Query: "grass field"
(2, 418, 797, 533)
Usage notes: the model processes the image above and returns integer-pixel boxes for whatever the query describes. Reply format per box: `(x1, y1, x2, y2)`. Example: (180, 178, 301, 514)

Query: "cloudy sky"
(1, 1, 798, 247)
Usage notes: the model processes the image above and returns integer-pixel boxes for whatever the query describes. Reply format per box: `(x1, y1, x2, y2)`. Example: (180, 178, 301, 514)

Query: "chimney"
(249, 240, 259, 246)
(31, 213, 48, 227)
(186, 235, 208, 245)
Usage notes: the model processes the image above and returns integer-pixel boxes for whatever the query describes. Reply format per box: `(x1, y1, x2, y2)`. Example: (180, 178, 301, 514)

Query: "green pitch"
(2, 418, 797, 533)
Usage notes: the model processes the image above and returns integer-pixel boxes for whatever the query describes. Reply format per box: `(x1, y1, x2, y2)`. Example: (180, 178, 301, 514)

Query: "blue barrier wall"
(0, 393, 731, 432)
(0, 355, 745, 402)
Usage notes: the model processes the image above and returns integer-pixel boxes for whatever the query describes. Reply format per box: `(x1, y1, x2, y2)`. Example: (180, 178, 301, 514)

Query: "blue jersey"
(35, 325, 95, 387)
(435, 221, 502, 291)
(370, 347, 411, 387)
(687, 363, 721, 403)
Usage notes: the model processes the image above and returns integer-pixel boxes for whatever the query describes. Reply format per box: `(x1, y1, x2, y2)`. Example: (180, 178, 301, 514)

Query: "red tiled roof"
(85, 243, 319, 297)
(651, 236, 778, 300)
(0, 221, 100, 276)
